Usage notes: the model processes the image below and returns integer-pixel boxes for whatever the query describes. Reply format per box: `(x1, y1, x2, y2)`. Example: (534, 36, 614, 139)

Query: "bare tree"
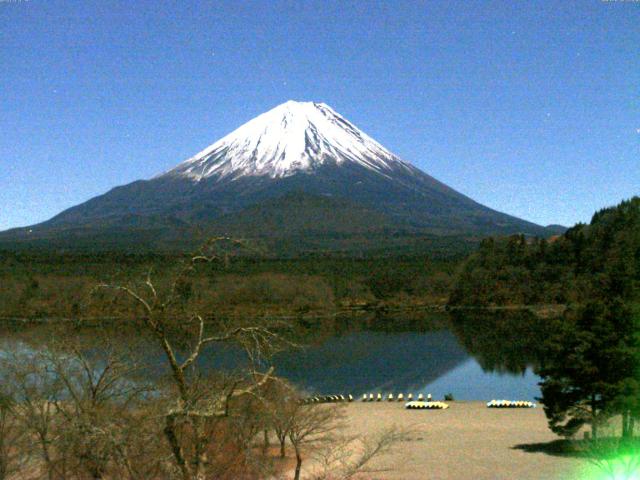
(1, 337, 167, 480)
(262, 379, 299, 459)
(45, 342, 157, 479)
(94, 238, 292, 480)
(287, 403, 344, 480)
(1, 351, 61, 480)
(0, 391, 27, 480)
(310, 426, 412, 480)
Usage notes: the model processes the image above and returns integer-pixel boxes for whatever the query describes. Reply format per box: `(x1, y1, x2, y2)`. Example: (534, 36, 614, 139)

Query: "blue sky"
(1, 0, 638, 231)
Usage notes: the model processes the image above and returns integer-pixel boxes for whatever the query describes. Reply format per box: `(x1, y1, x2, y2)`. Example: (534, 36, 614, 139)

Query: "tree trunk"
(191, 415, 211, 480)
(164, 415, 193, 480)
(591, 394, 598, 440)
(0, 456, 7, 480)
(41, 444, 55, 480)
(293, 449, 302, 480)
(622, 411, 630, 438)
(194, 425, 209, 480)
(158, 336, 189, 404)
(280, 437, 286, 458)
(263, 430, 270, 452)
(630, 416, 635, 437)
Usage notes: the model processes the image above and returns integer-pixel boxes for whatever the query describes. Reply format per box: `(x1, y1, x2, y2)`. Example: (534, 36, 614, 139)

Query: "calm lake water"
(0, 310, 551, 401)
(270, 330, 541, 400)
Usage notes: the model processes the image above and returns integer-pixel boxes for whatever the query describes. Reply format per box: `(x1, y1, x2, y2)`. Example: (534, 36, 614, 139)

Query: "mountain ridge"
(0, 101, 561, 253)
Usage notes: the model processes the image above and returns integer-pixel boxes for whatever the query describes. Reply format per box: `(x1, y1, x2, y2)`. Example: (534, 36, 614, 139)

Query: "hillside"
(0, 101, 557, 253)
(449, 196, 640, 306)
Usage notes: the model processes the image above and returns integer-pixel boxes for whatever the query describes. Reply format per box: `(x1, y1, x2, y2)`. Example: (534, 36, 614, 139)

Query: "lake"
(270, 329, 542, 400)
(0, 310, 551, 401)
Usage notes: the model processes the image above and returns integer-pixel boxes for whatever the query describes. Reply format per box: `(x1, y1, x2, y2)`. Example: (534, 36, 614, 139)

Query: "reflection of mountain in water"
(0, 313, 550, 399)
(421, 359, 541, 401)
(269, 330, 469, 395)
(81, 328, 469, 395)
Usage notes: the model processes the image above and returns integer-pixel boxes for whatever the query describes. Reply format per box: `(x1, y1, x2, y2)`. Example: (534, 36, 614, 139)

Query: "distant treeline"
(450, 197, 640, 307)
(0, 250, 461, 318)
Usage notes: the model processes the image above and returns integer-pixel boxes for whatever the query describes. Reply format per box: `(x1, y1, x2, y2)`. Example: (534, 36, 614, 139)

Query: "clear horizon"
(1, 0, 639, 231)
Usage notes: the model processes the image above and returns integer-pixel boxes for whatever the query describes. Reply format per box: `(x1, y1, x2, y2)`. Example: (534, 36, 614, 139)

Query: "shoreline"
(0, 303, 566, 324)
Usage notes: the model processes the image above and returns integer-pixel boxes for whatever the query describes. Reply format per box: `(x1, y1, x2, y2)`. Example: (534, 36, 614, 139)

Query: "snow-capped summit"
(0, 100, 553, 251)
(163, 101, 409, 181)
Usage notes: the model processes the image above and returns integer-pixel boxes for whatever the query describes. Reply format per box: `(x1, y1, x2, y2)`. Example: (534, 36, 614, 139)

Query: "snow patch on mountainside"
(161, 101, 413, 181)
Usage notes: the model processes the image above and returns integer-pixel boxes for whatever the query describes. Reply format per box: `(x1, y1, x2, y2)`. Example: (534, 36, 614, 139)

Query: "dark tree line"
(450, 197, 640, 308)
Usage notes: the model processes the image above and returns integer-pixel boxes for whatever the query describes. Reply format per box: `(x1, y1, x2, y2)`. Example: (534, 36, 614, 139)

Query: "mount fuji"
(0, 101, 559, 253)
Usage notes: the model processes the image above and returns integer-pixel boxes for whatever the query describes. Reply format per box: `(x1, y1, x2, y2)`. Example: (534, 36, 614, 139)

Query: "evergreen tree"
(537, 283, 639, 439)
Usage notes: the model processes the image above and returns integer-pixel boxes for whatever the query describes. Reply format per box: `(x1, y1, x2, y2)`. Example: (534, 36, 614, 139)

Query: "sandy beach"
(337, 401, 590, 480)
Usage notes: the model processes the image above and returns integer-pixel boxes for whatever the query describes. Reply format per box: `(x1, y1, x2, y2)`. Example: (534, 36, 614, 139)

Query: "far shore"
(0, 303, 567, 325)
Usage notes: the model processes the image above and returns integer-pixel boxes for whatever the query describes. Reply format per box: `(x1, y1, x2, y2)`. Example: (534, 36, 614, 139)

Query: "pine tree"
(538, 299, 640, 439)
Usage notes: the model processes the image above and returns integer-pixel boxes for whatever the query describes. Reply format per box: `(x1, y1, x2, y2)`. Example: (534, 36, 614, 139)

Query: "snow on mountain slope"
(162, 100, 413, 181)
(0, 99, 554, 251)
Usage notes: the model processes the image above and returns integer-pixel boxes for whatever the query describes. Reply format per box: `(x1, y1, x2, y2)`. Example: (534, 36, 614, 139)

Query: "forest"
(451, 197, 640, 446)
(450, 197, 640, 308)
(0, 250, 459, 319)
